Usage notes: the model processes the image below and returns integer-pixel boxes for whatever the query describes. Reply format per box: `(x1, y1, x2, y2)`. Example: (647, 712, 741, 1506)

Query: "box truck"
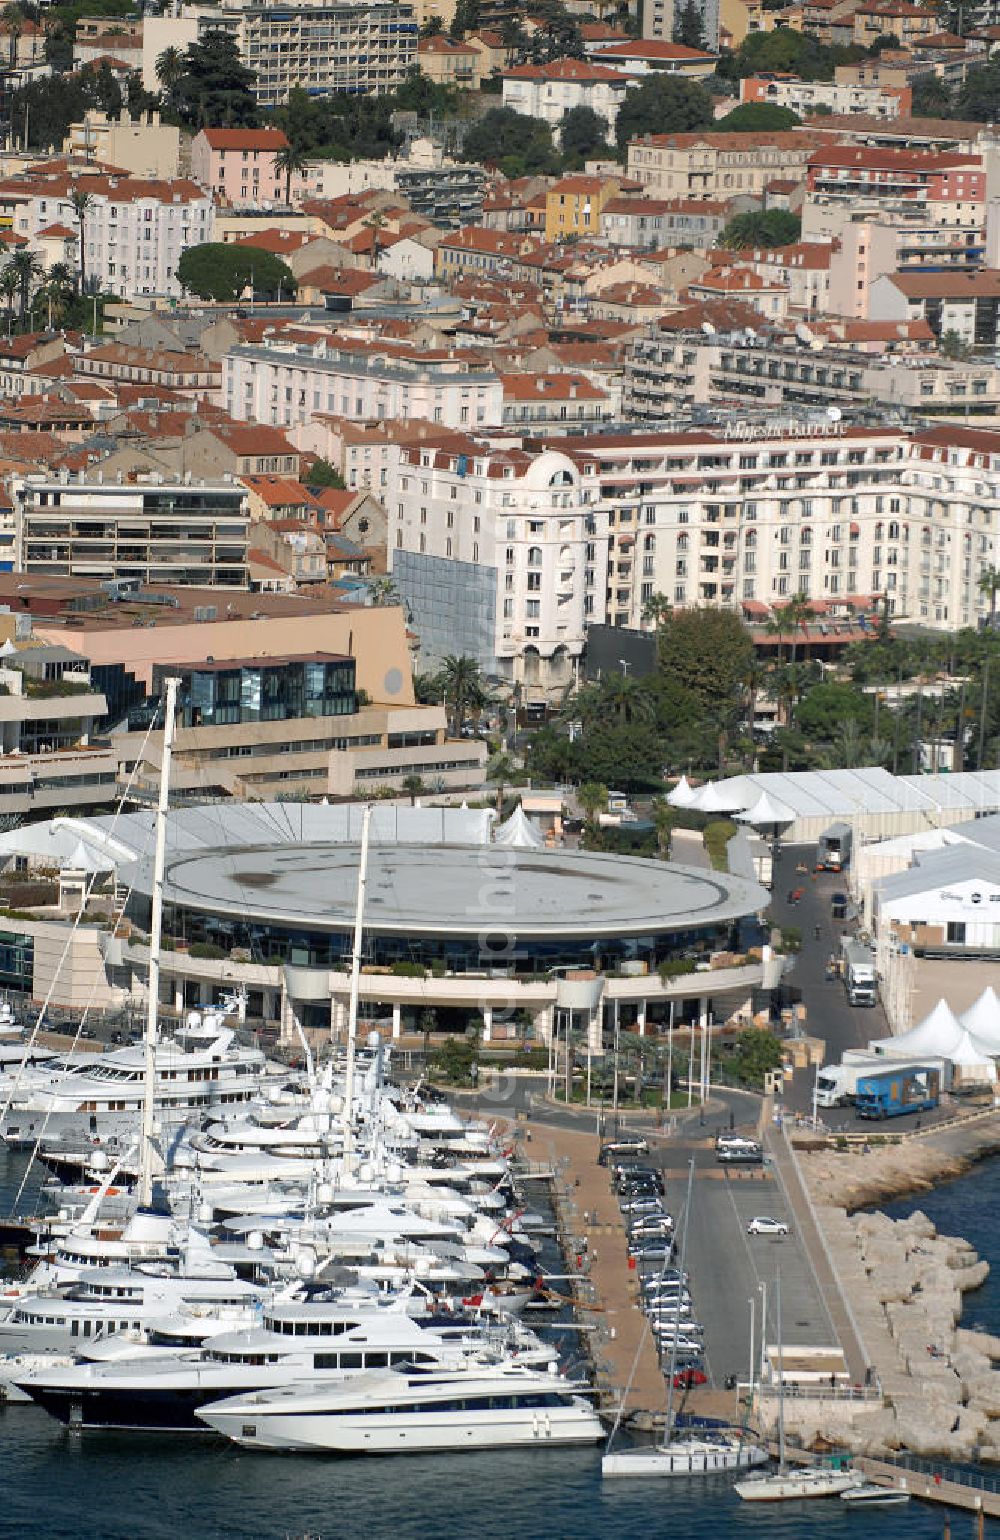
(841, 938, 877, 1007)
(815, 1054, 949, 1108)
(855, 1065, 940, 1120)
(817, 822, 852, 872)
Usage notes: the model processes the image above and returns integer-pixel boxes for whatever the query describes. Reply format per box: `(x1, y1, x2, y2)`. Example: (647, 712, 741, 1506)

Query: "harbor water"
(1, 1145, 997, 1540)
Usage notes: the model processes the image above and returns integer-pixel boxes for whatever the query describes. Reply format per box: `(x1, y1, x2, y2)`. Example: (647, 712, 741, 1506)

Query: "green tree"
(720, 27, 859, 82)
(559, 104, 610, 167)
(419, 13, 444, 35)
(305, 457, 346, 490)
(615, 74, 713, 151)
(940, 328, 970, 360)
(730, 1028, 783, 1089)
(656, 607, 754, 720)
(979, 564, 1000, 624)
(42, 259, 75, 326)
(651, 796, 675, 856)
(673, 0, 706, 48)
(911, 71, 953, 117)
(462, 106, 559, 175)
(956, 63, 1000, 122)
(795, 680, 875, 741)
(715, 102, 800, 132)
(719, 209, 802, 249)
(176, 242, 296, 302)
(577, 781, 608, 824)
(171, 29, 258, 129)
(450, 0, 479, 36)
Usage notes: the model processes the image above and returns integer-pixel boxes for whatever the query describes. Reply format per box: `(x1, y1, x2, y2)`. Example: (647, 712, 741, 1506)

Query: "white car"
(747, 1216, 789, 1237)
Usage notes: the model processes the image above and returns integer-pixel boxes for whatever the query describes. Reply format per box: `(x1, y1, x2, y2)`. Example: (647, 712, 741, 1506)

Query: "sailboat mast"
(342, 803, 372, 1171)
(139, 675, 181, 1210)
(776, 1268, 785, 1470)
(662, 1156, 696, 1444)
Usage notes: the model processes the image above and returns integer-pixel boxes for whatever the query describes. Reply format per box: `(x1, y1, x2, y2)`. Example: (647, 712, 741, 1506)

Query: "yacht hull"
(603, 1437, 768, 1478)
(199, 1405, 604, 1453)
(735, 1469, 857, 1501)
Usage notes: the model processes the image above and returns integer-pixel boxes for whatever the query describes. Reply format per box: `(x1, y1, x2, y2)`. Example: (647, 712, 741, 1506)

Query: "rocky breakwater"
(772, 1137, 1000, 1460)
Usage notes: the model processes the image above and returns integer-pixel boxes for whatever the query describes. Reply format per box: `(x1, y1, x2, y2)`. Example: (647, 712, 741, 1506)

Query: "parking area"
(646, 1137, 839, 1389)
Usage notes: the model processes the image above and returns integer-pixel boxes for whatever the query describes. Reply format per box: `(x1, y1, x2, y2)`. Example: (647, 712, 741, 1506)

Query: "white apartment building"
(385, 437, 606, 696)
(223, 340, 503, 430)
(502, 58, 636, 140)
(0, 173, 213, 301)
(543, 423, 1000, 633)
(143, 1, 417, 106)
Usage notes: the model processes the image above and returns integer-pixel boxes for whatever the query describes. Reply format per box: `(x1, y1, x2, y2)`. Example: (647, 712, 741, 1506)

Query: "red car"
(672, 1368, 708, 1389)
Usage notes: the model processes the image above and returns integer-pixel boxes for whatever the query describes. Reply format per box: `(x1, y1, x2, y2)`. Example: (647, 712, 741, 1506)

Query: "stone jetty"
(770, 1122, 1000, 1460)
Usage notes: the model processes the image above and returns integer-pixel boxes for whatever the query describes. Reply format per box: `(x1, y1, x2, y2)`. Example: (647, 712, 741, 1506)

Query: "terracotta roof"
(234, 228, 313, 255)
(418, 34, 479, 53)
(809, 144, 980, 171)
(504, 56, 634, 82)
(885, 270, 1000, 299)
(200, 128, 290, 151)
(35, 223, 78, 239)
(296, 266, 383, 294)
(591, 38, 717, 59)
(499, 370, 606, 401)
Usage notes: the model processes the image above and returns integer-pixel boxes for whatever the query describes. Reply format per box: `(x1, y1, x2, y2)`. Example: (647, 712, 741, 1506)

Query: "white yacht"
(2, 1007, 281, 1147)
(603, 1432, 769, 1478)
(196, 1362, 603, 1453)
(17, 1294, 554, 1432)
(735, 1465, 858, 1501)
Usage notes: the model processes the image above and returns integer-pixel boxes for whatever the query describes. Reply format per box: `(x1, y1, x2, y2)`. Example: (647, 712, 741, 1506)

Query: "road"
(767, 848, 956, 1133)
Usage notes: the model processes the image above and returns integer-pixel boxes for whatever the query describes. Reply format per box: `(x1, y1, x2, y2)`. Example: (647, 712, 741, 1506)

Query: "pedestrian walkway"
(520, 1117, 666, 1414)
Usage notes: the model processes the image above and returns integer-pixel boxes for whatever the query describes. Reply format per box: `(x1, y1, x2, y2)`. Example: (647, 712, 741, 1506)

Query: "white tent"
(667, 776, 696, 809)
(948, 1028, 997, 1082)
(493, 805, 544, 849)
(959, 987, 1000, 1050)
(736, 791, 796, 829)
(688, 780, 746, 814)
(64, 838, 113, 875)
(870, 997, 966, 1058)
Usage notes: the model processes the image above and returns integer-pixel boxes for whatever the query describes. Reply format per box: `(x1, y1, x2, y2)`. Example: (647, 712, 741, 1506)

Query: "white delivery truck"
(841, 938, 877, 1007)
(817, 821, 852, 872)
(815, 1054, 950, 1108)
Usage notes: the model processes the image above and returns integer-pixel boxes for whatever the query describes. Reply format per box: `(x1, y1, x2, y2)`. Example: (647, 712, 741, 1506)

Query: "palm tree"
(979, 565, 1000, 628)
(597, 671, 653, 725)
(487, 751, 516, 815)
(781, 592, 815, 665)
(650, 796, 675, 857)
(155, 45, 185, 104)
(6, 249, 41, 327)
(2, 3, 21, 69)
(43, 260, 75, 328)
(368, 575, 400, 607)
(275, 142, 309, 205)
(0, 263, 17, 335)
(401, 773, 425, 806)
(577, 781, 608, 826)
(439, 653, 483, 736)
(69, 189, 93, 295)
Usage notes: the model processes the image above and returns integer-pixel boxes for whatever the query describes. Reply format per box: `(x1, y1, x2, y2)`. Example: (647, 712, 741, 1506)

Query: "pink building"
(190, 127, 290, 207)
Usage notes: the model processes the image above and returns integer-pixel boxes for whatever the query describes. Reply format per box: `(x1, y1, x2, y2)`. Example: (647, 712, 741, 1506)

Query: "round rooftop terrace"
(151, 842, 767, 940)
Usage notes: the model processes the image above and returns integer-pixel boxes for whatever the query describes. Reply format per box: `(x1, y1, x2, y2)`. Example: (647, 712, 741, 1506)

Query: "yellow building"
(416, 34, 481, 89)
(544, 175, 622, 242)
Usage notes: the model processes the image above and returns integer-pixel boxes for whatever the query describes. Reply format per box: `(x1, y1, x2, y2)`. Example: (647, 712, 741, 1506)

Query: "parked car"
(672, 1367, 708, 1389)
(746, 1215, 789, 1237)
(599, 1138, 649, 1166)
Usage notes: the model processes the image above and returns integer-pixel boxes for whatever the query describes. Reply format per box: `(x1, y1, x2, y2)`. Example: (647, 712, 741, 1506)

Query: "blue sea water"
(2, 1145, 999, 1540)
